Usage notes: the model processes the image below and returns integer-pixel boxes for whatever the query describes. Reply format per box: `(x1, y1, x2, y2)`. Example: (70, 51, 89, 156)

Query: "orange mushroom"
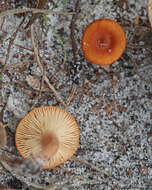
(81, 19, 126, 66)
(15, 106, 80, 169)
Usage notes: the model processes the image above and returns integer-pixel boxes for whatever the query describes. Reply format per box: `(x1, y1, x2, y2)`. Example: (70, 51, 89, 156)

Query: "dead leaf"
(0, 122, 7, 148)
(148, 0, 152, 28)
(25, 75, 47, 92)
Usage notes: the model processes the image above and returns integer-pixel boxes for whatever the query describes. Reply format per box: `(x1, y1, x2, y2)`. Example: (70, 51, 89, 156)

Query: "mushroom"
(15, 106, 80, 169)
(81, 19, 126, 66)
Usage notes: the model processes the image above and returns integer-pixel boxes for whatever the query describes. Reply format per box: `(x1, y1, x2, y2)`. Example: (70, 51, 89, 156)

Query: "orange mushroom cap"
(15, 106, 80, 169)
(81, 19, 126, 66)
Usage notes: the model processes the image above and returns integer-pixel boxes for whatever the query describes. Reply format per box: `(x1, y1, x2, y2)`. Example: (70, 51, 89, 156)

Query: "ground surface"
(0, 0, 152, 190)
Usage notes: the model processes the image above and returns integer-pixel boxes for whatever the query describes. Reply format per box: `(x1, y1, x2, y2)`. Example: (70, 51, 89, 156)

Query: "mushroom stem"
(39, 131, 59, 161)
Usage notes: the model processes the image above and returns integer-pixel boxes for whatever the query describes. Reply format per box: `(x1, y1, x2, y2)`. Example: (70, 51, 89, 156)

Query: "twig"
(0, 17, 5, 30)
(30, 24, 67, 106)
(0, 161, 57, 190)
(0, 150, 58, 189)
(44, 76, 66, 106)
(0, 0, 7, 30)
(70, 0, 81, 85)
(72, 156, 112, 177)
(2, 61, 34, 72)
(70, 0, 80, 63)
(77, 179, 99, 185)
(110, 118, 121, 129)
(66, 86, 77, 105)
(4, 17, 25, 66)
(24, 0, 47, 29)
(0, 8, 74, 18)
(14, 43, 33, 52)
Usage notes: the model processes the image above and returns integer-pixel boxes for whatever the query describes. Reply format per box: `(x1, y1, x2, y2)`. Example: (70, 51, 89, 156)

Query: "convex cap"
(81, 19, 126, 65)
(15, 106, 80, 169)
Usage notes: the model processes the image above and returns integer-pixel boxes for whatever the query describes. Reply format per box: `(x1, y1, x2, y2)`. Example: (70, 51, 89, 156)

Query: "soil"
(0, 0, 152, 189)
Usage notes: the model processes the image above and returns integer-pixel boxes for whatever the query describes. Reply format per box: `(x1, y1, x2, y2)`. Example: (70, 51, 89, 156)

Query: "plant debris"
(0, 0, 151, 189)
(0, 123, 7, 148)
(148, 0, 152, 28)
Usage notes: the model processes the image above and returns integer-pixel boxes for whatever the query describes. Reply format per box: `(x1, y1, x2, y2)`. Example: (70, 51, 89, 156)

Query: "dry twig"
(70, 0, 80, 63)
(66, 86, 77, 105)
(2, 61, 34, 72)
(24, 0, 47, 29)
(30, 24, 67, 106)
(3, 17, 25, 68)
(0, 8, 74, 18)
(70, 0, 81, 85)
(72, 156, 112, 177)
(0, 161, 57, 190)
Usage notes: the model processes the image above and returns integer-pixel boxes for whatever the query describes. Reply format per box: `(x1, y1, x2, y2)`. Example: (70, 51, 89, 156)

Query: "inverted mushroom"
(81, 19, 126, 66)
(15, 106, 80, 169)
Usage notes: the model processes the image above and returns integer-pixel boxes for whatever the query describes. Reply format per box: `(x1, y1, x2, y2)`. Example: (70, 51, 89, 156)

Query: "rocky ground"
(0, 0, 152, 189)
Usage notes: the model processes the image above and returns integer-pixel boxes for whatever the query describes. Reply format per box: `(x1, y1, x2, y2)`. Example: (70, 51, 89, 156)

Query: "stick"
(0, 8, 74, 18)
(72, 156, 112, 177)
(30, 24, 67, 106)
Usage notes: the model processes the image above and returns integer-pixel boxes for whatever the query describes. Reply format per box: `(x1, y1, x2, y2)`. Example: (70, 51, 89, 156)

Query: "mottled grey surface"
(0, 0, 152, 190)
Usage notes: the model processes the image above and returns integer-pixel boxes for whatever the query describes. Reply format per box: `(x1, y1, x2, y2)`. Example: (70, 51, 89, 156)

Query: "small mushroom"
(81, 19, 126, 65)
(15, 106, 80, 169)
